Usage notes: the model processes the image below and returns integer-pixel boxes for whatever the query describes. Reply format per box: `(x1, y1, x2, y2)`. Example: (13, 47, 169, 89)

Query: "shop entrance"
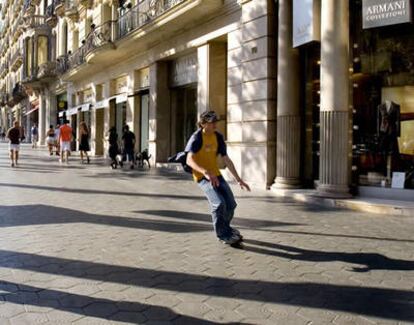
(109, 99, 127, 139)
(171, 85, 197, 152)
(95, 109, 104, 155)
(301, 44, 321, 188)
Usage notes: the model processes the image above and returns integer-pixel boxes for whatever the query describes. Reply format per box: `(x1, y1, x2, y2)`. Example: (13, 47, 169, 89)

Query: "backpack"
(167, 129, 223, 174)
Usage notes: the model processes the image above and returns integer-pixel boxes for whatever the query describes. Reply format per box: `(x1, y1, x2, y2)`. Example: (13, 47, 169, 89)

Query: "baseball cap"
(200, 111, 219, 123)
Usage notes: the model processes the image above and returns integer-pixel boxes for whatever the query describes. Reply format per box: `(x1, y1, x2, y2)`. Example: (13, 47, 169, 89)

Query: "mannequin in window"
(377, 100, 400, 155)
(378, 100, 400, 179)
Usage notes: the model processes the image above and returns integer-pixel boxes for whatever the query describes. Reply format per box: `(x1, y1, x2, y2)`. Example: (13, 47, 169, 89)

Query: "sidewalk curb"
(271, 189, 414, 217)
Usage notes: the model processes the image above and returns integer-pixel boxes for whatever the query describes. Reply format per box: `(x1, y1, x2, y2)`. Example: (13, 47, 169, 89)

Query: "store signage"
(139, 68, 150, 89)
(363, 0, 412, 29)
(115, 76, 128, 94)
(170, 53, 198, 87)
(293, 0, 321, 47)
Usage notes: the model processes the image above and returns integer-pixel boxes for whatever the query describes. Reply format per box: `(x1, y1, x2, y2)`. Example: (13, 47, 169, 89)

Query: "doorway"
(95, 109, 104, 155)
(171, 86, 197, 152)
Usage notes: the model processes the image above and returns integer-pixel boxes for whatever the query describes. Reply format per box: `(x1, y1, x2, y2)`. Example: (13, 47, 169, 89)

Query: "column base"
(316, 183, 352, 199)
(271, 177, 302, 189)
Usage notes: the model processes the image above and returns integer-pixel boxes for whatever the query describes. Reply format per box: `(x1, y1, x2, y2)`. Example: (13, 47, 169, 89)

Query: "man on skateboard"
(186, 111, 250, 245)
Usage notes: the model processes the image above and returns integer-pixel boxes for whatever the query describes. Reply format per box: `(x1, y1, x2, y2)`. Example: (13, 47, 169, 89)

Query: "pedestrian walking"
(6, 121, 23, 167)
(185, 111, 250, 245)
(107, 127, 120, 169)
(79, 122, 90, 164)
(121, 125, 136, 169)
(54, 124, 60, 155)
(58, 120, 73, 164)
(30, 123, 38, 148)
(46, 125, 55, 155)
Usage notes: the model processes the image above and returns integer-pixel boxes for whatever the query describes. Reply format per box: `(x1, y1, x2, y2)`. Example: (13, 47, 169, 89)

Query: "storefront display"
(351, 0, 414, 190)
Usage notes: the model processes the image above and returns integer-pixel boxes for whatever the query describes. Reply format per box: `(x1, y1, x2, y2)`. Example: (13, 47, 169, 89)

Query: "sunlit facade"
(0, 0, 413, 199)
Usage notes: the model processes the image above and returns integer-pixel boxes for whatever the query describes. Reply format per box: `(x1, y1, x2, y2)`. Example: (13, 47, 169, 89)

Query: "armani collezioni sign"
(363, 0, 412, 29)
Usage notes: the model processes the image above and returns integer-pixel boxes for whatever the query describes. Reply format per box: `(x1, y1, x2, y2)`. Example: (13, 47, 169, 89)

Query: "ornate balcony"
(65, 0, 79, 21)
(10, 49, 23, 72)
(54, 0, 66, 17)
(46, 4, 58, 27)
(12, 83, 27, 103)
(37, 61, 57, 81)
(56, 54, 69, 75)
(22, 14, 48, 32)
(23, 0, 36, 16)
(84, 21, 116, 61)
(0, 62, 9, 78)
(117, 0, 186, 39)
(22, 61, 57, 89)
(0, 93, 8, 107)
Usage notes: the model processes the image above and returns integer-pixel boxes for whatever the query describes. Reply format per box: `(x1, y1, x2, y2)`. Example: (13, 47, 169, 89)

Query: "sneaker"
(11, 162, 14, 167)
(231, 228, 243, 239)
(218, 234, 241, 245)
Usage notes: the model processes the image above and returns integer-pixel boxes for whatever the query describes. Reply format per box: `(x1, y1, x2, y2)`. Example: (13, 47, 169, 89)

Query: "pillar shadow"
(0, 280, 230, 324)
(0, 250, 412, 321)
(0, 205, 210, 233)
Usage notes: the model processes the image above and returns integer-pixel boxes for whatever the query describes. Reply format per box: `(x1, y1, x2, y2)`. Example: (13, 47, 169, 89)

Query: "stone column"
(149, 62, 170, 164)
(197, 42, 227, 135)
(272, 0, 301, 189)
(318, 0, 351, 197)
(38, 92, 46, 145)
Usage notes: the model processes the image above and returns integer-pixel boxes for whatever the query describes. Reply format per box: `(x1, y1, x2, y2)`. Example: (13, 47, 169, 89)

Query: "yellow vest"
(192, 132, 221, 182)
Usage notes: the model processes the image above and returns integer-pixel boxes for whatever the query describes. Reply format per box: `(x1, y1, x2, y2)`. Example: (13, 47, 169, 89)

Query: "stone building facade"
(0, 0, 413, 198)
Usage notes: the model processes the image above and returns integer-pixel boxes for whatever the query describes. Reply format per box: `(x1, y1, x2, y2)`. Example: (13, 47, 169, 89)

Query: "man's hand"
(238, 180, 251, 191)
(204, 171, 220, 187)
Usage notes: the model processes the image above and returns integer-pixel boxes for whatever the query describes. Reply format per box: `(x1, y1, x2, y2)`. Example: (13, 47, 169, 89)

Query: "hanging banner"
(363, 0, 412, 29)
(293, 0, 321, 48)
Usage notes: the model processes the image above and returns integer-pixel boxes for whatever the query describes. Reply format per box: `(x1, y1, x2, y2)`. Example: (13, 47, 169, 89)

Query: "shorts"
(9, 144, 20, 151)
(46, 136, 55, 145)
(60, 141, 71, 152)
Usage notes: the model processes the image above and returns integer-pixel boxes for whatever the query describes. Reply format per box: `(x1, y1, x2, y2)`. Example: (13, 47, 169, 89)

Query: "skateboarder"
(185, 111, 250, 245)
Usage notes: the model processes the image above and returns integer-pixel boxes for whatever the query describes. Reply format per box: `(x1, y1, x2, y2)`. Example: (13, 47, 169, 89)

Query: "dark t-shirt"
(7, 127, 20, 144)
(122, 131, 135, 150)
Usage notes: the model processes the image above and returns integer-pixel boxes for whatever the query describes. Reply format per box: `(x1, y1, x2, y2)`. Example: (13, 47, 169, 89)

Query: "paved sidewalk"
(0, 143, 413, 324)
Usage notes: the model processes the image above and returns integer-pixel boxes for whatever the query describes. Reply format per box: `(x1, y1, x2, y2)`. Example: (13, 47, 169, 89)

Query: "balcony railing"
(58, 0, 187, 76)
(46, 3, 58, 27)
(23, 14, 47, 30)
(58, 20, 115, 75)
(117, 0, 185, 39)
(85, 20, 115, 54)
(56, 54, 69, 74)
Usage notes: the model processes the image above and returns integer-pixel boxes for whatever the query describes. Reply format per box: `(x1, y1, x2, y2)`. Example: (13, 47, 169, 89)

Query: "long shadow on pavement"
(242, 239, 414, 272)
(136, 210, 305, 229)
(0, 183, 205, 201)
(0, 250, 412, 322)
(0, 205, 211, 233)
(0, 280, 233, 324)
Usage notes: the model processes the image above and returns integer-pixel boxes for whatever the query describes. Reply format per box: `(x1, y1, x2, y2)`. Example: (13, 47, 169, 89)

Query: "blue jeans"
(198, 176, 237, 239)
